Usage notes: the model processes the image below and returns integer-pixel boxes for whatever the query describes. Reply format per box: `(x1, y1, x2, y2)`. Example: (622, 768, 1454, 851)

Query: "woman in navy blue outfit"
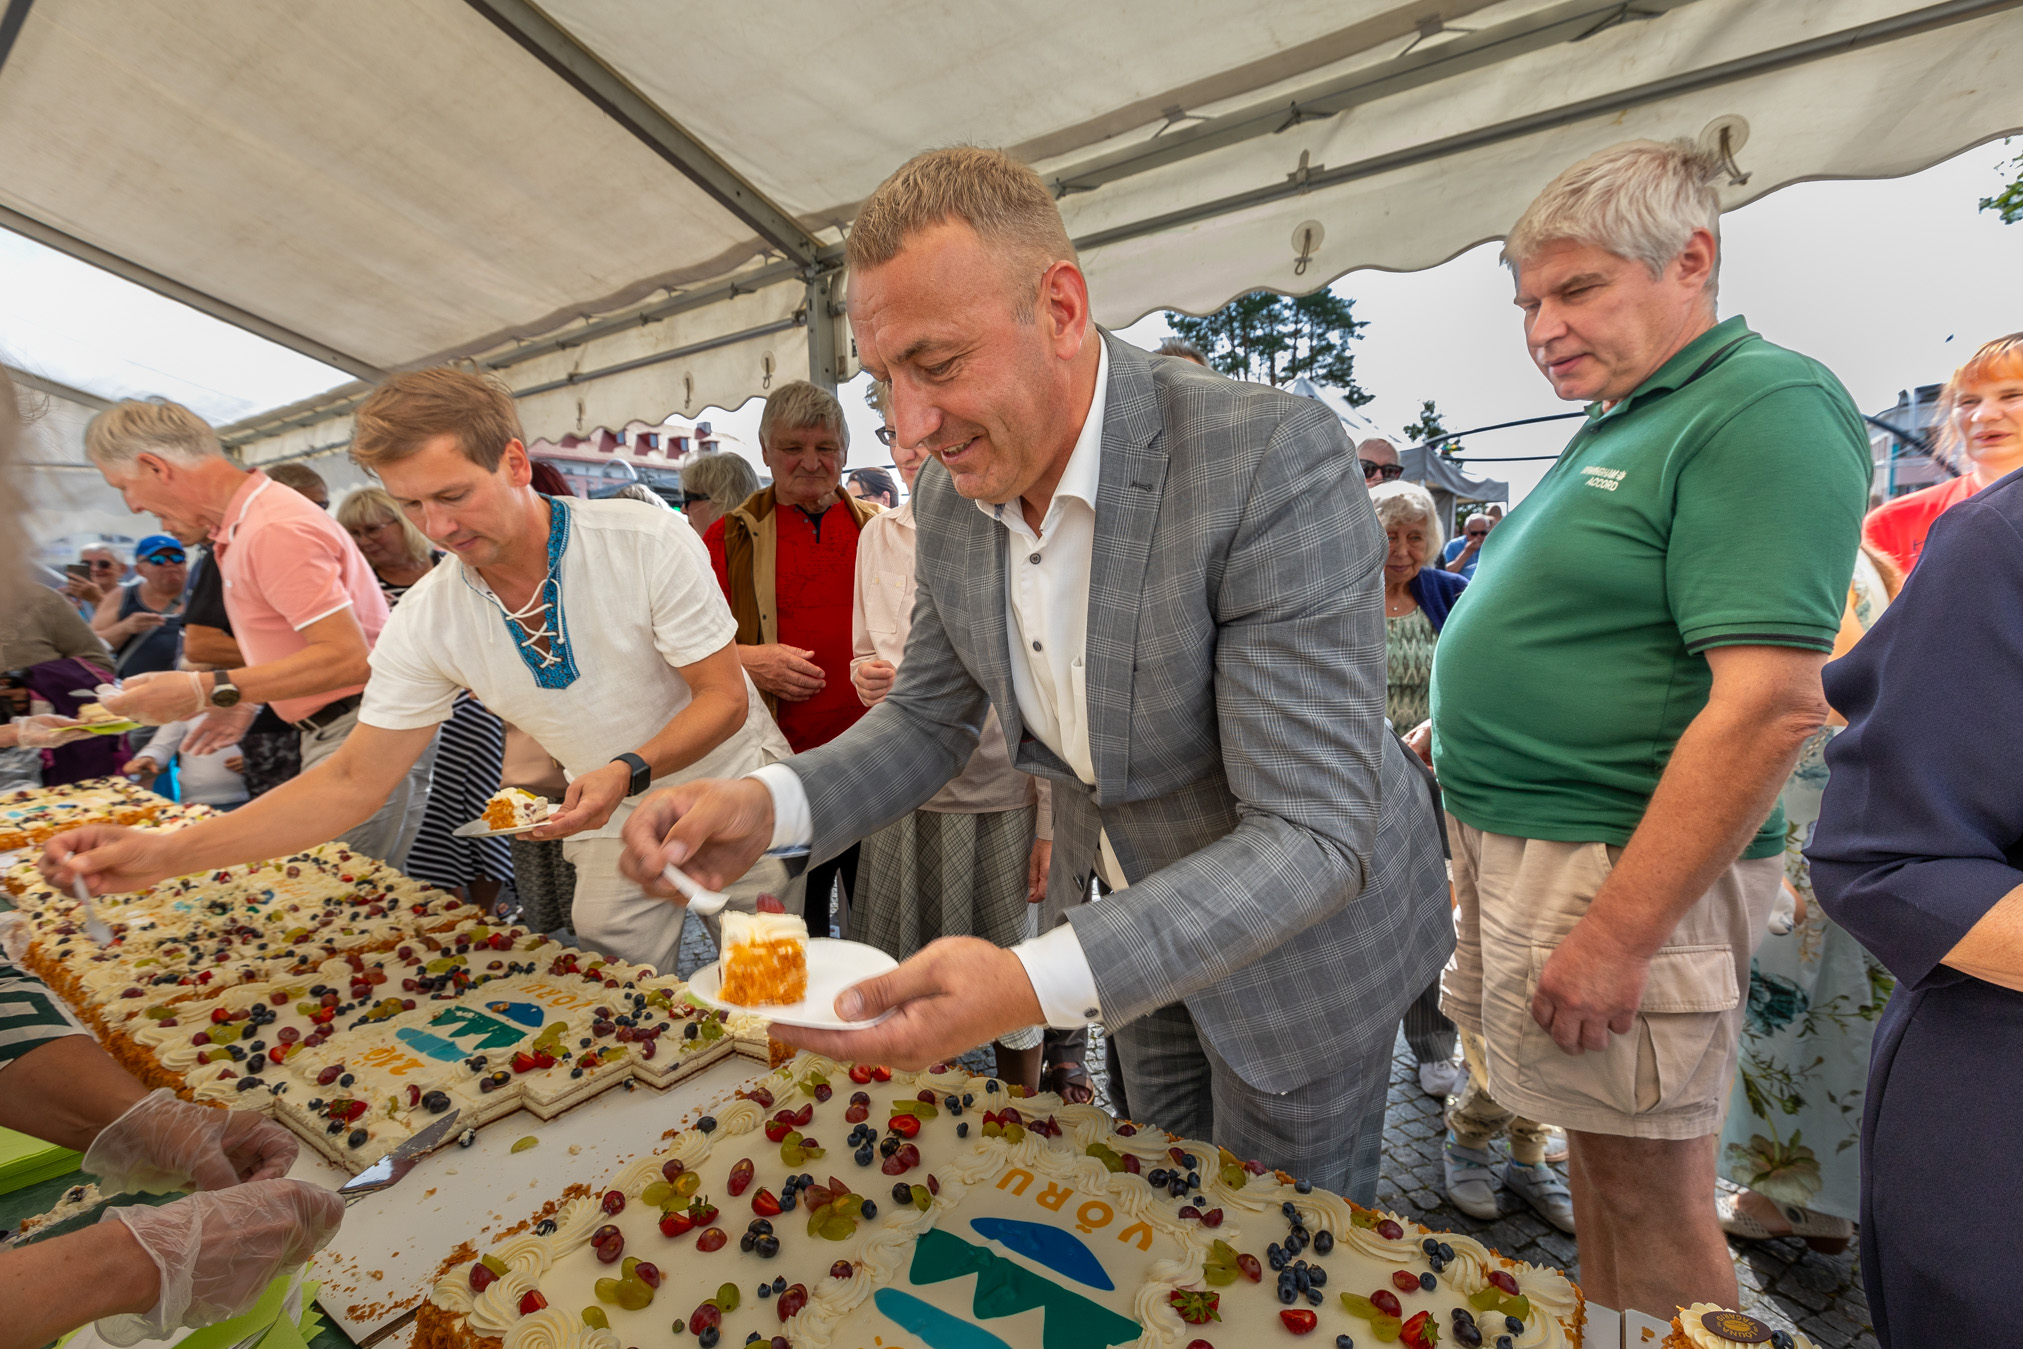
(1807, 469, 2023, 1347)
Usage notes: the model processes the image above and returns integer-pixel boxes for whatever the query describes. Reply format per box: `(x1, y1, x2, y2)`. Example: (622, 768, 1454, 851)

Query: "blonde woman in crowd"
(338, 486, 511, 908)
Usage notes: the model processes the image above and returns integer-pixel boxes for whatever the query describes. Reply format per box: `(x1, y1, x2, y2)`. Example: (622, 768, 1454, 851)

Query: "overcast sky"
(6, 140, 2019, 504)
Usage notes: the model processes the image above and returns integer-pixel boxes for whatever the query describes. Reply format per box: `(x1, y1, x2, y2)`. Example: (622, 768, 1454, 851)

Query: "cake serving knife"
(336, 1110, 463, 1205)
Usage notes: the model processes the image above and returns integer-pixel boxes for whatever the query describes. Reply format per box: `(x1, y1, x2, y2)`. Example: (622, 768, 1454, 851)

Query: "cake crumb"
(368, 1269, 384, 1281)
(423, 1188, 436, 1198)
(568, 1144, 581, 1154)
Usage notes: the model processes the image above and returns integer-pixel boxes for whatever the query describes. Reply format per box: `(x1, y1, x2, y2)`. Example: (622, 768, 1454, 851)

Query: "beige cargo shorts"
(1439, 815, 1780, 1140)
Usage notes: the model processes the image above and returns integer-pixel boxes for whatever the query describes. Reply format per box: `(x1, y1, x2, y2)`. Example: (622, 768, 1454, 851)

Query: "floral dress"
(1718, 551, 1896, 1221)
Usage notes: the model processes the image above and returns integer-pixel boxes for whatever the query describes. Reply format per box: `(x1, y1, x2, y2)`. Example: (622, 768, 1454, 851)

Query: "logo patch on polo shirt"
(1579, 465, 1626, 492)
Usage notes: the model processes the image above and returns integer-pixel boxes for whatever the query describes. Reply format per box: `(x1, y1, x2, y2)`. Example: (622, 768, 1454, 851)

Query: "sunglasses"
(677, 491, 710, 509)
(140, 550, 185, 564)
(1361, 460, 1404, 481)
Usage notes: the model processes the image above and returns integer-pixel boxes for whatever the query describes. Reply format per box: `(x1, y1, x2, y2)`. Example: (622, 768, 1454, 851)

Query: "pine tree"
(1403, 399, 1458, 457)
(1981, 144, 2023, 224)
(1166, 290, 1370, 403)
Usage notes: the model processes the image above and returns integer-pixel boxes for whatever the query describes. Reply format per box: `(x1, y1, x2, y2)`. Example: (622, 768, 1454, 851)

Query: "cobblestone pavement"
(670, 912, 1875, 1347)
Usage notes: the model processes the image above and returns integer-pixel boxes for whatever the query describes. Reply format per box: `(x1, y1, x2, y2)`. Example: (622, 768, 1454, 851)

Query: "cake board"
(303, 1051, 767, 1345)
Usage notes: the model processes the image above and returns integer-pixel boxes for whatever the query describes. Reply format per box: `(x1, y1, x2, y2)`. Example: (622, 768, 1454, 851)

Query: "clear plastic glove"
(100, 671, 206, 727)
(82, 1088, 299, 1195)
(96, 1179, 344, 1346)
(15, 714, 95, 748)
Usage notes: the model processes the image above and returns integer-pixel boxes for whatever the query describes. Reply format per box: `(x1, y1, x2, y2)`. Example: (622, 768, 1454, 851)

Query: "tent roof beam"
(464, 0, 826, 272)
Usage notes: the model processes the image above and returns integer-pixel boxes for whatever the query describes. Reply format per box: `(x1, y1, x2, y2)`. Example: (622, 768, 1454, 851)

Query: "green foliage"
(1166, 289, 1369, 400)
(1980, 145, 2023, 224)
(1403, 399, 1459, 458)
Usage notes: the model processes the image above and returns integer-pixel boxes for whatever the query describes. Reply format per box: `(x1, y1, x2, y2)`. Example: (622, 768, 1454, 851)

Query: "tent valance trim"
(1071, 0, 2023, 260)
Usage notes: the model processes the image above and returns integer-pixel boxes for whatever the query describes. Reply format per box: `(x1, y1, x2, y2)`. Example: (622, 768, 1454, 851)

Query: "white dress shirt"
(755, 340, 1113, 1028)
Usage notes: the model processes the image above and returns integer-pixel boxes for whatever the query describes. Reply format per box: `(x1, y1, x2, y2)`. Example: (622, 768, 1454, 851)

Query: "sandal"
(1046, 1059, 1094, 1105)
(1717, 1190, 1853, 1254)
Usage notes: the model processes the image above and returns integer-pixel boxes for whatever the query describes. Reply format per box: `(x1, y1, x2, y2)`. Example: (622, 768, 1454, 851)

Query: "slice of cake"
(717, 909, 807, 1006)
(482, 787, 551, 831)
(1668, 1304, 1813, 1349)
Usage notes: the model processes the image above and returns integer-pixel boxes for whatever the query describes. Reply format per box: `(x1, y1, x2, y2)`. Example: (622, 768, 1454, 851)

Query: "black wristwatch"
(209, 670, 243, 708)
(612, 752, 651, 797)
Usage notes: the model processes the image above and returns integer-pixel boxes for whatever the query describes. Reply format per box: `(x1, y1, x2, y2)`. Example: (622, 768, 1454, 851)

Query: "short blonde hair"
(846, 146, 1076, 317)
(1504, 139, 1724, 298)
(1939, 332, 2023, 468)
(1369, 480, 1445, 554)
(85, 398, 222, 466)
(758, 380, 847, 454)
(336, 485, 434, 569)
(352, 367, 523, 472)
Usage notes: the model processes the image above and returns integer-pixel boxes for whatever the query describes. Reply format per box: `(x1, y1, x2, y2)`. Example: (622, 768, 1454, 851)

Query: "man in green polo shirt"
(1429, 140, 1867, 1317)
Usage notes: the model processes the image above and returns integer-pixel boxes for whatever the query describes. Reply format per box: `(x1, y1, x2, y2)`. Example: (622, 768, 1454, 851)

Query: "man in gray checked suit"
(620, 147, 1451, 1201)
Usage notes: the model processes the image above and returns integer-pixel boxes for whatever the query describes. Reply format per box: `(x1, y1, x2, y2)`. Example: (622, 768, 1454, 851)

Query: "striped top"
(0, 955, 89, 1068)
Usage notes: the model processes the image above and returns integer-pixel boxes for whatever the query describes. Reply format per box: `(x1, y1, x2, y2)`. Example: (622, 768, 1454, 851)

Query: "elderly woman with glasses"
(1358, 436, 1406, 487)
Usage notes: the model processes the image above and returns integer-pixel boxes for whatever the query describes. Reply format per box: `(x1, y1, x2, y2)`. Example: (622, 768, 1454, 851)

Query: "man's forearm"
(182, 625, 244, 668)
(229, 641, 369, 706)
(637, 687, 747, 780)
(137, 754, 390, 878)
(1586, 687, 1822, 956)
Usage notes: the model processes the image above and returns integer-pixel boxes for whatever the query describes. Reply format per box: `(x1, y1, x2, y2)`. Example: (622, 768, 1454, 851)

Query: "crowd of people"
(0, 134, 2015, 1349)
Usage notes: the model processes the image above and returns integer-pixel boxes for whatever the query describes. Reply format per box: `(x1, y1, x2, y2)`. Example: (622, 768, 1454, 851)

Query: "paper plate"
(687, 937, 899, 1029)
(451, 816, 552, 838)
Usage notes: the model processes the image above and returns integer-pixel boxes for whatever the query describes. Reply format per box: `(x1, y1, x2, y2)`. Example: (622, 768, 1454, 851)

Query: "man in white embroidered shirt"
(47, 370, 790, 976)
(618, 148, 1451, 1201)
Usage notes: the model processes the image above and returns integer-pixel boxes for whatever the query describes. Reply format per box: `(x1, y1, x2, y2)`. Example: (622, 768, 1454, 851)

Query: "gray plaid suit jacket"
(788, 332, 1453, 1093)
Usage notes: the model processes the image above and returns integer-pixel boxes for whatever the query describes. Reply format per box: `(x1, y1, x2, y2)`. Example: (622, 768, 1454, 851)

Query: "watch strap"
(612, 752, 650, 797)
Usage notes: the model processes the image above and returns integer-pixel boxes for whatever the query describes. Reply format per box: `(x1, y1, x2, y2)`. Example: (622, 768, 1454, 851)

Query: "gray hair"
(680, 452, 760, 510)
(80, 539, 129, 565)
(611, 482, 673, 512)
(1369, 480, 1445, 553)
(757, 380, 848, 454)
(1504, 139, 1724, 299)
(84, 397, 224, 467)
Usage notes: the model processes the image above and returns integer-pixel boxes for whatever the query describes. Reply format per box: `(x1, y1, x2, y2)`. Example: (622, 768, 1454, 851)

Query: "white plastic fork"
(71, 874, 112, 946)
(662, 845, 809, 916)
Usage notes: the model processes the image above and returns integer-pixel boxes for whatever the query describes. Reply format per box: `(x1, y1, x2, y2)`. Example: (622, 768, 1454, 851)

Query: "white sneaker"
(1444, 1140, 1500, 1220)
(1504, 1159, 1576, 1233)
(1418, 1058, 1466, 1099)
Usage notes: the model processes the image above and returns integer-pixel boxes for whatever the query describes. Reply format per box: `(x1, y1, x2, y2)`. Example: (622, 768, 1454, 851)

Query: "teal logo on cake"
(879, 1228, 1139, 1349)
(395, 1001, 542, 1059)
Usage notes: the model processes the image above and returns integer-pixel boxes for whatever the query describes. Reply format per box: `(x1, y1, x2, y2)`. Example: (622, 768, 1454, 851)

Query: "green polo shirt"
(1429, 316, 1869, 857)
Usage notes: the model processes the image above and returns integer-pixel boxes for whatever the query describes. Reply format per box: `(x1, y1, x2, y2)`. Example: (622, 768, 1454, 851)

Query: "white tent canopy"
(1, 0, 2017, 468)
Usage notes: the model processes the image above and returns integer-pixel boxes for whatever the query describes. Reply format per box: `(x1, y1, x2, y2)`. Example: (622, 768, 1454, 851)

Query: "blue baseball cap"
(134, 534, 186, 563)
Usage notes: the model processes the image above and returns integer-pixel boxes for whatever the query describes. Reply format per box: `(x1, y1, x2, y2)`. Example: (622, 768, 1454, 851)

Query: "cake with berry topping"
(482, 788, 553, 831)
(1666, 1306, 1812, 1349)
(718, 910, 808, 1007)
(419, 1053, 1584, 1349)
(0, 776, 166, 855)
(0, 782, 775, 1167)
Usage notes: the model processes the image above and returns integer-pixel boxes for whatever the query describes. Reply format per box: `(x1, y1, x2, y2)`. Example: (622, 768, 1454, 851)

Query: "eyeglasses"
(874, 426, 897, 447)
(1360, 460, 1403, 481)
